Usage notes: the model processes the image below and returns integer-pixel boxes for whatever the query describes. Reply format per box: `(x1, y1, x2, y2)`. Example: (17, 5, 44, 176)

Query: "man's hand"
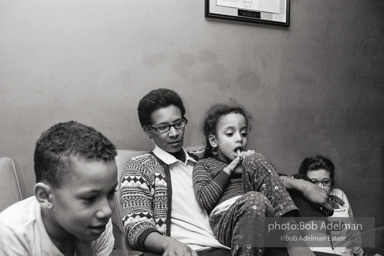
(301, 181, 329, 204)
(283, 177, 345, 214)
(162, 237, 198, 256)
(144, 233, 197, 256)
(301, 181, 345, 215)
(328, 194, 345, 209)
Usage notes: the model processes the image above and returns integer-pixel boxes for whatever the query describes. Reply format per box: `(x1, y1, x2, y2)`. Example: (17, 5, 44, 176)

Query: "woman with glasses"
(298, 155, 336, 201)
(298, 155, 363, 256)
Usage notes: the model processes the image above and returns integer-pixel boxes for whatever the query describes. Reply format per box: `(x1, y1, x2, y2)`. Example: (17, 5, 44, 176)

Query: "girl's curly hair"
(202, 103, 252, 158)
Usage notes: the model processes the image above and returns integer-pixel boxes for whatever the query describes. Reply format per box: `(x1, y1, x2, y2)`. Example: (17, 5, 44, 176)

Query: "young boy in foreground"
(0, 121, 118, 256)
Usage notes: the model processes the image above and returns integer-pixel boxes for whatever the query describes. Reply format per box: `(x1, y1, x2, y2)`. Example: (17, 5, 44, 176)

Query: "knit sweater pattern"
(193, 157, 244, 213)
(119, 153, 168, 251)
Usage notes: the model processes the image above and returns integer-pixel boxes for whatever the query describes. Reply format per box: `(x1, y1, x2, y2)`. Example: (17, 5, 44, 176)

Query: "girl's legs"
(210, 191, 274, 256)
(242, 153, 299, 217)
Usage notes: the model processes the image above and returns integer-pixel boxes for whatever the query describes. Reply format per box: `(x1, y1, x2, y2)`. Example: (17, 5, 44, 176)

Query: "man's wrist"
(281, 175, 308, 193)
(295, 178, 310, 193)
(281, 175, 296, 190)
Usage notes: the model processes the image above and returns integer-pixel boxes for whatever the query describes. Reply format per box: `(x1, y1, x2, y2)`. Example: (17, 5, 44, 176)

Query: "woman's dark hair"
(202, 103, 251, 158)
(138, 88, 186, 127)
(298, 154, 335, 187)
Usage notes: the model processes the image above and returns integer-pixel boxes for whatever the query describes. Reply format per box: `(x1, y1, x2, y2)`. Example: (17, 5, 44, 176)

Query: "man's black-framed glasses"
(149, 118, 188, 133)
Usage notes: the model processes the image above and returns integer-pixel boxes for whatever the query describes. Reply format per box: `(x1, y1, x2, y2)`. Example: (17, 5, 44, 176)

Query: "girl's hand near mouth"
(223, 151, 242, 175)
(223, 149, 256, 175)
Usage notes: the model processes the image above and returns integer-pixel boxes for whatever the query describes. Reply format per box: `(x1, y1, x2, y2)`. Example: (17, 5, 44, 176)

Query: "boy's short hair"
(137, 88, 186, 127)
(34, 121, 117, 187)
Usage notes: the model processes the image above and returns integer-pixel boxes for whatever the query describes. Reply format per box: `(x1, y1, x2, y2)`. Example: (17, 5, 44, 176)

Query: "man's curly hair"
(138, 88, 186, 127)
(34, 121, 117, 187)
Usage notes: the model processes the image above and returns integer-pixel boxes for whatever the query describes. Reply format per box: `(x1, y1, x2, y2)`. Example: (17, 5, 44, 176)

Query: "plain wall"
(1, 0, 383, 244)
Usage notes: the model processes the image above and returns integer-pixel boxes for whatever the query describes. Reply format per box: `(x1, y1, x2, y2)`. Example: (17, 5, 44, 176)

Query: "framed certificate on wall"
(205, 0, 290, 27)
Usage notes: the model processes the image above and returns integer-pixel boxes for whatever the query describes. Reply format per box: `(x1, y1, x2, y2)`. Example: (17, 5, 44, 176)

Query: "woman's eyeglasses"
(310, 179, 332, 187)
(149, 118, 188, 133)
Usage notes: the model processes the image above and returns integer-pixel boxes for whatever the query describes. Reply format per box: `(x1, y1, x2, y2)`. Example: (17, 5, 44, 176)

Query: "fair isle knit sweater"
(119, 151, 198, 251)
(193, 157, 244, 213)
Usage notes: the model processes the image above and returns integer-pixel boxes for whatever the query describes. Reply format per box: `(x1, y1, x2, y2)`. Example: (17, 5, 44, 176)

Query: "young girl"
(193, 103, 299, 256)
(298, 155, 363, 256)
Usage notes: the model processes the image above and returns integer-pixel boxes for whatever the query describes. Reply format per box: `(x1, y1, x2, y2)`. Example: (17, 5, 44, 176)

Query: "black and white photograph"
(0, 1, 383, 256)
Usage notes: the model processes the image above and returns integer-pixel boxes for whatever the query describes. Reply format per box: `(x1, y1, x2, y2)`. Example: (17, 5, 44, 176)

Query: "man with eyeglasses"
(119, 88, 229, 256)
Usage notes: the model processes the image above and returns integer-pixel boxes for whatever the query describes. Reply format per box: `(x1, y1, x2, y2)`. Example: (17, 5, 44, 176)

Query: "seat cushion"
(0, 157, 22, 211)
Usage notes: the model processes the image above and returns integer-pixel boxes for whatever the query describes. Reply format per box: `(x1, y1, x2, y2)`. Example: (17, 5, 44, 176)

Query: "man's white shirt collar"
(153, 145, 196, 165)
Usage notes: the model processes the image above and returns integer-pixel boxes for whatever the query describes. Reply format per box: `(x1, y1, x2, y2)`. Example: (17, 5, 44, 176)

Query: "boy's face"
(48, 157, 117, 241)
(147, 104, 185, 153)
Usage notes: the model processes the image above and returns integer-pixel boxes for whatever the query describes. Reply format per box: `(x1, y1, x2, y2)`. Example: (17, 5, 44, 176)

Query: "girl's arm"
(193, 160, 231, 212)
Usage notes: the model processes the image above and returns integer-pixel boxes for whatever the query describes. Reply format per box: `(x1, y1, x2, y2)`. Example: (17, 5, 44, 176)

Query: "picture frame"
(205, 0, 290, 27)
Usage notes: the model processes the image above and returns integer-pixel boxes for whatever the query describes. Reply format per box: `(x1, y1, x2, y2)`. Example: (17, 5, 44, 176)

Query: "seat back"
(0, 157, 22, 211)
